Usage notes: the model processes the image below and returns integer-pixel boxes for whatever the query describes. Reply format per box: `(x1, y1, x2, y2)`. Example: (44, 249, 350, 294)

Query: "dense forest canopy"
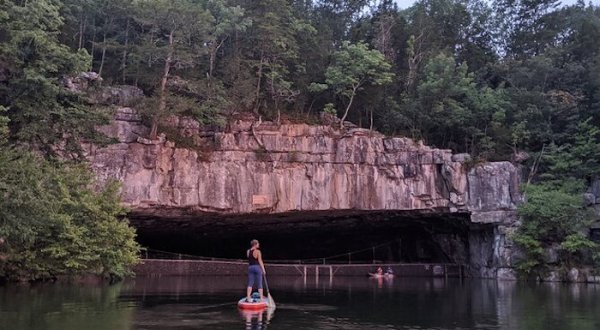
(0, 0, 598, 160)
(1, 0, 600, 279)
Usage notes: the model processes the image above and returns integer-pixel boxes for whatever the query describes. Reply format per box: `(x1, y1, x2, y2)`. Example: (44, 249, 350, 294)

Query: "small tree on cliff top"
(314, 41, 394, 128)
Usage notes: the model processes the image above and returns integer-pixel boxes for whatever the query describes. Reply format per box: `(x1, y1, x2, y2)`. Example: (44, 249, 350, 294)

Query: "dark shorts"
(247, 265, 263, 290)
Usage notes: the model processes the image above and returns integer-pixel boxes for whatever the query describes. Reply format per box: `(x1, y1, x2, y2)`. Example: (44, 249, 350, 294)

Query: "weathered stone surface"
(451, 153, 471, 163)
(543, 244, 560, 264)
(589, 179, 600, 198)
(587, 275, 600, 283)
(568, 268, 583, 283)
(542, 271, 562, 282)
(64, 72, 144, 106)
(468, 162, 522, 223)
(88, 107, 524, 278)
(584, 193, 596, 206)
(89, 108, 501, 215)
(90, 85, 144, 106)
(497, 268, 517, 281)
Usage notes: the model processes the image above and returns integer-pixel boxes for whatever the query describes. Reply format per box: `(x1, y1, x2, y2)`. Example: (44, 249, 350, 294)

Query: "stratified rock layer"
(86, 108, 523, 278)
(88, 109, 521, 216)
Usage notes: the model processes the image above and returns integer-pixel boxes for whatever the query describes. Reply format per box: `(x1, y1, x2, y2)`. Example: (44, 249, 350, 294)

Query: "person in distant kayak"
(246, 239, 267, 302)
(385, 266, 394, 275)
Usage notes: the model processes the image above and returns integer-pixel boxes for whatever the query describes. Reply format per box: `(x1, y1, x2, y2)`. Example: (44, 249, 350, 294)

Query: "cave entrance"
(130, 210, 471, 264)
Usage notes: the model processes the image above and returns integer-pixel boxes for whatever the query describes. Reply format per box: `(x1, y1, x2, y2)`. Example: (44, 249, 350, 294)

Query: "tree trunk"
(406, 31, 424, 92)
(78, 13, 85, 50)
(209, 38, 226, 79)
(253, 50, 265, 115)
(340, 85, 358, 129)
(98, 32, 107, 76)
(121, 18, 130, 83)
(90, 17, 96, 62)
(150, 30, 174, 140)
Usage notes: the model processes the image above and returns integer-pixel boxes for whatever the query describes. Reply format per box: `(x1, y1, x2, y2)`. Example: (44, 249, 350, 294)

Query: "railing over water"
(139, 240, 467, 268)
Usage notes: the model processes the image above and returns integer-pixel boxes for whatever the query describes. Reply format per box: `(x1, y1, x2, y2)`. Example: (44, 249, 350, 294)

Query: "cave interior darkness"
(131, 210, 472, 264)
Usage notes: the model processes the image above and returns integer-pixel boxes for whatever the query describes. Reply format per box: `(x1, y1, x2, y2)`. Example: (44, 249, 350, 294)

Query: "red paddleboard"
(238, 297, 269, 310)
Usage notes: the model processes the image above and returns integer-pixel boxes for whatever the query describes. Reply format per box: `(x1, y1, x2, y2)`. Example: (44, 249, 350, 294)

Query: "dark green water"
(1, 276, 600, 330)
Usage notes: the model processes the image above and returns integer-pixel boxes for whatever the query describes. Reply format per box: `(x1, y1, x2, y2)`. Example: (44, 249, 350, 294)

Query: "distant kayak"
(368, 273, 394, 279)
(238, 297, 269, 310)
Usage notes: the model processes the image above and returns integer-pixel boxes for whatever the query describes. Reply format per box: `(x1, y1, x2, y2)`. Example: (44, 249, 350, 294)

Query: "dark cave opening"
(131, 210, 471, 264)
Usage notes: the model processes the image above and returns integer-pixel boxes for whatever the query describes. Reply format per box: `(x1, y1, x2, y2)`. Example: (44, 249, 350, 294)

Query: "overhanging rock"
(85, 107, 523, 278)
(87, 107, 522, 223)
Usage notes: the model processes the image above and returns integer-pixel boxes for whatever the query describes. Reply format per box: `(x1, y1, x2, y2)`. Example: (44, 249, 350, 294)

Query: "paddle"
(262, 273, 276, 309)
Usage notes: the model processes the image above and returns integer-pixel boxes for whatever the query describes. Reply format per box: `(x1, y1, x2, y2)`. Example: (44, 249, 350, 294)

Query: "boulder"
(541, 271, 561, 282)
(584, 193, 596, 206)
(586, 275, 600, 283)
(567, 268, 584, 283)
(451, 153, 472, 163)
(497, 268, 517, 281)
(543, 244, 560, 264)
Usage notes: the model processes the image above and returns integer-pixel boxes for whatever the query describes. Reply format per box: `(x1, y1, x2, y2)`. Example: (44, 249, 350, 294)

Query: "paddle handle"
(262, 272, 276, 308)
(262, 273, 270, 295)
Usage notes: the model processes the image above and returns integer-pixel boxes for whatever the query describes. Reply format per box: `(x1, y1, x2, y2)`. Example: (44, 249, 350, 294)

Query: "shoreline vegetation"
(0, 148, 140, 283)
(1, 0, 600, 282)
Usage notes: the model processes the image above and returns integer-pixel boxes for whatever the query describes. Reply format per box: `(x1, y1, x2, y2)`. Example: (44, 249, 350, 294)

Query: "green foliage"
(323, 103, 337, 116)
(404, 52, 509, 155)
(542, 118, 600, 182)
(0, 0, 599, 279)
(561, 233, 598, 254)
(320, 41, 393, 126)
(0, 0, 112, 155)
(0, 148, 139, 281)
(0, 106, 8, 144)
(514, 182, 599, 275)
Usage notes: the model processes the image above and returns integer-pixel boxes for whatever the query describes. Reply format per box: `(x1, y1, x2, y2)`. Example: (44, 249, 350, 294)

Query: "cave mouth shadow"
(131, 210, 471, 264)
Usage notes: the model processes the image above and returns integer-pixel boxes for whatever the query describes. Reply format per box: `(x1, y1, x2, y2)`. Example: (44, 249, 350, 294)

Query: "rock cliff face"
(86, 107, 523, 278)
(90, 109, 471, 215)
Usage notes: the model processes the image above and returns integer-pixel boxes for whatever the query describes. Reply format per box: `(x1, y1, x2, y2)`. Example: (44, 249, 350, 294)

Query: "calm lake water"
(1, 275, 600, 330)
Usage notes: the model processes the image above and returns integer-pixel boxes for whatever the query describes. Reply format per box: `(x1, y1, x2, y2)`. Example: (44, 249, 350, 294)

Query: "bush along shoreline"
(0, 148, 140, 283)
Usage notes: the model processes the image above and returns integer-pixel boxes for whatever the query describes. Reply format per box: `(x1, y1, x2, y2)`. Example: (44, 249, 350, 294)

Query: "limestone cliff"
(88, 108, 520, 217)
(86, 106, 522, 278)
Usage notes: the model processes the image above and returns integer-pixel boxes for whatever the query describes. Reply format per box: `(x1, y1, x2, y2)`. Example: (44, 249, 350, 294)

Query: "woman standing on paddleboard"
(246, 239, 267, 302)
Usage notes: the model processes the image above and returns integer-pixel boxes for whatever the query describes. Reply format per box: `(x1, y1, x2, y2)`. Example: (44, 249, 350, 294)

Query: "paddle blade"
(267, 294, 276, 309)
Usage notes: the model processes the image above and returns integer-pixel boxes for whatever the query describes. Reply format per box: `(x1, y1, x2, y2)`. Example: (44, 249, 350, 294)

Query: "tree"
(0, 0, 108, 156)
(0, 148, 139, 281)
(492, 0, 561, 58)
(205, 0, 251, 80)
(319, 41, 394, 128)
(133, 0, 212, 139)
(235, 0, 314, 118)
(0, 106, 8, 144)
(514, 181, 599, 275)
(542, 118, 600, 183)
(401, 52, 508, 154)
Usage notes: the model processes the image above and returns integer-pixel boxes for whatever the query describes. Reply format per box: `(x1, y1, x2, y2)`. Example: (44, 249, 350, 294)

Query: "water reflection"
(239, 308, 274, 330)
(0, 282, 133, 330)
(1, 276, 600, 330)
